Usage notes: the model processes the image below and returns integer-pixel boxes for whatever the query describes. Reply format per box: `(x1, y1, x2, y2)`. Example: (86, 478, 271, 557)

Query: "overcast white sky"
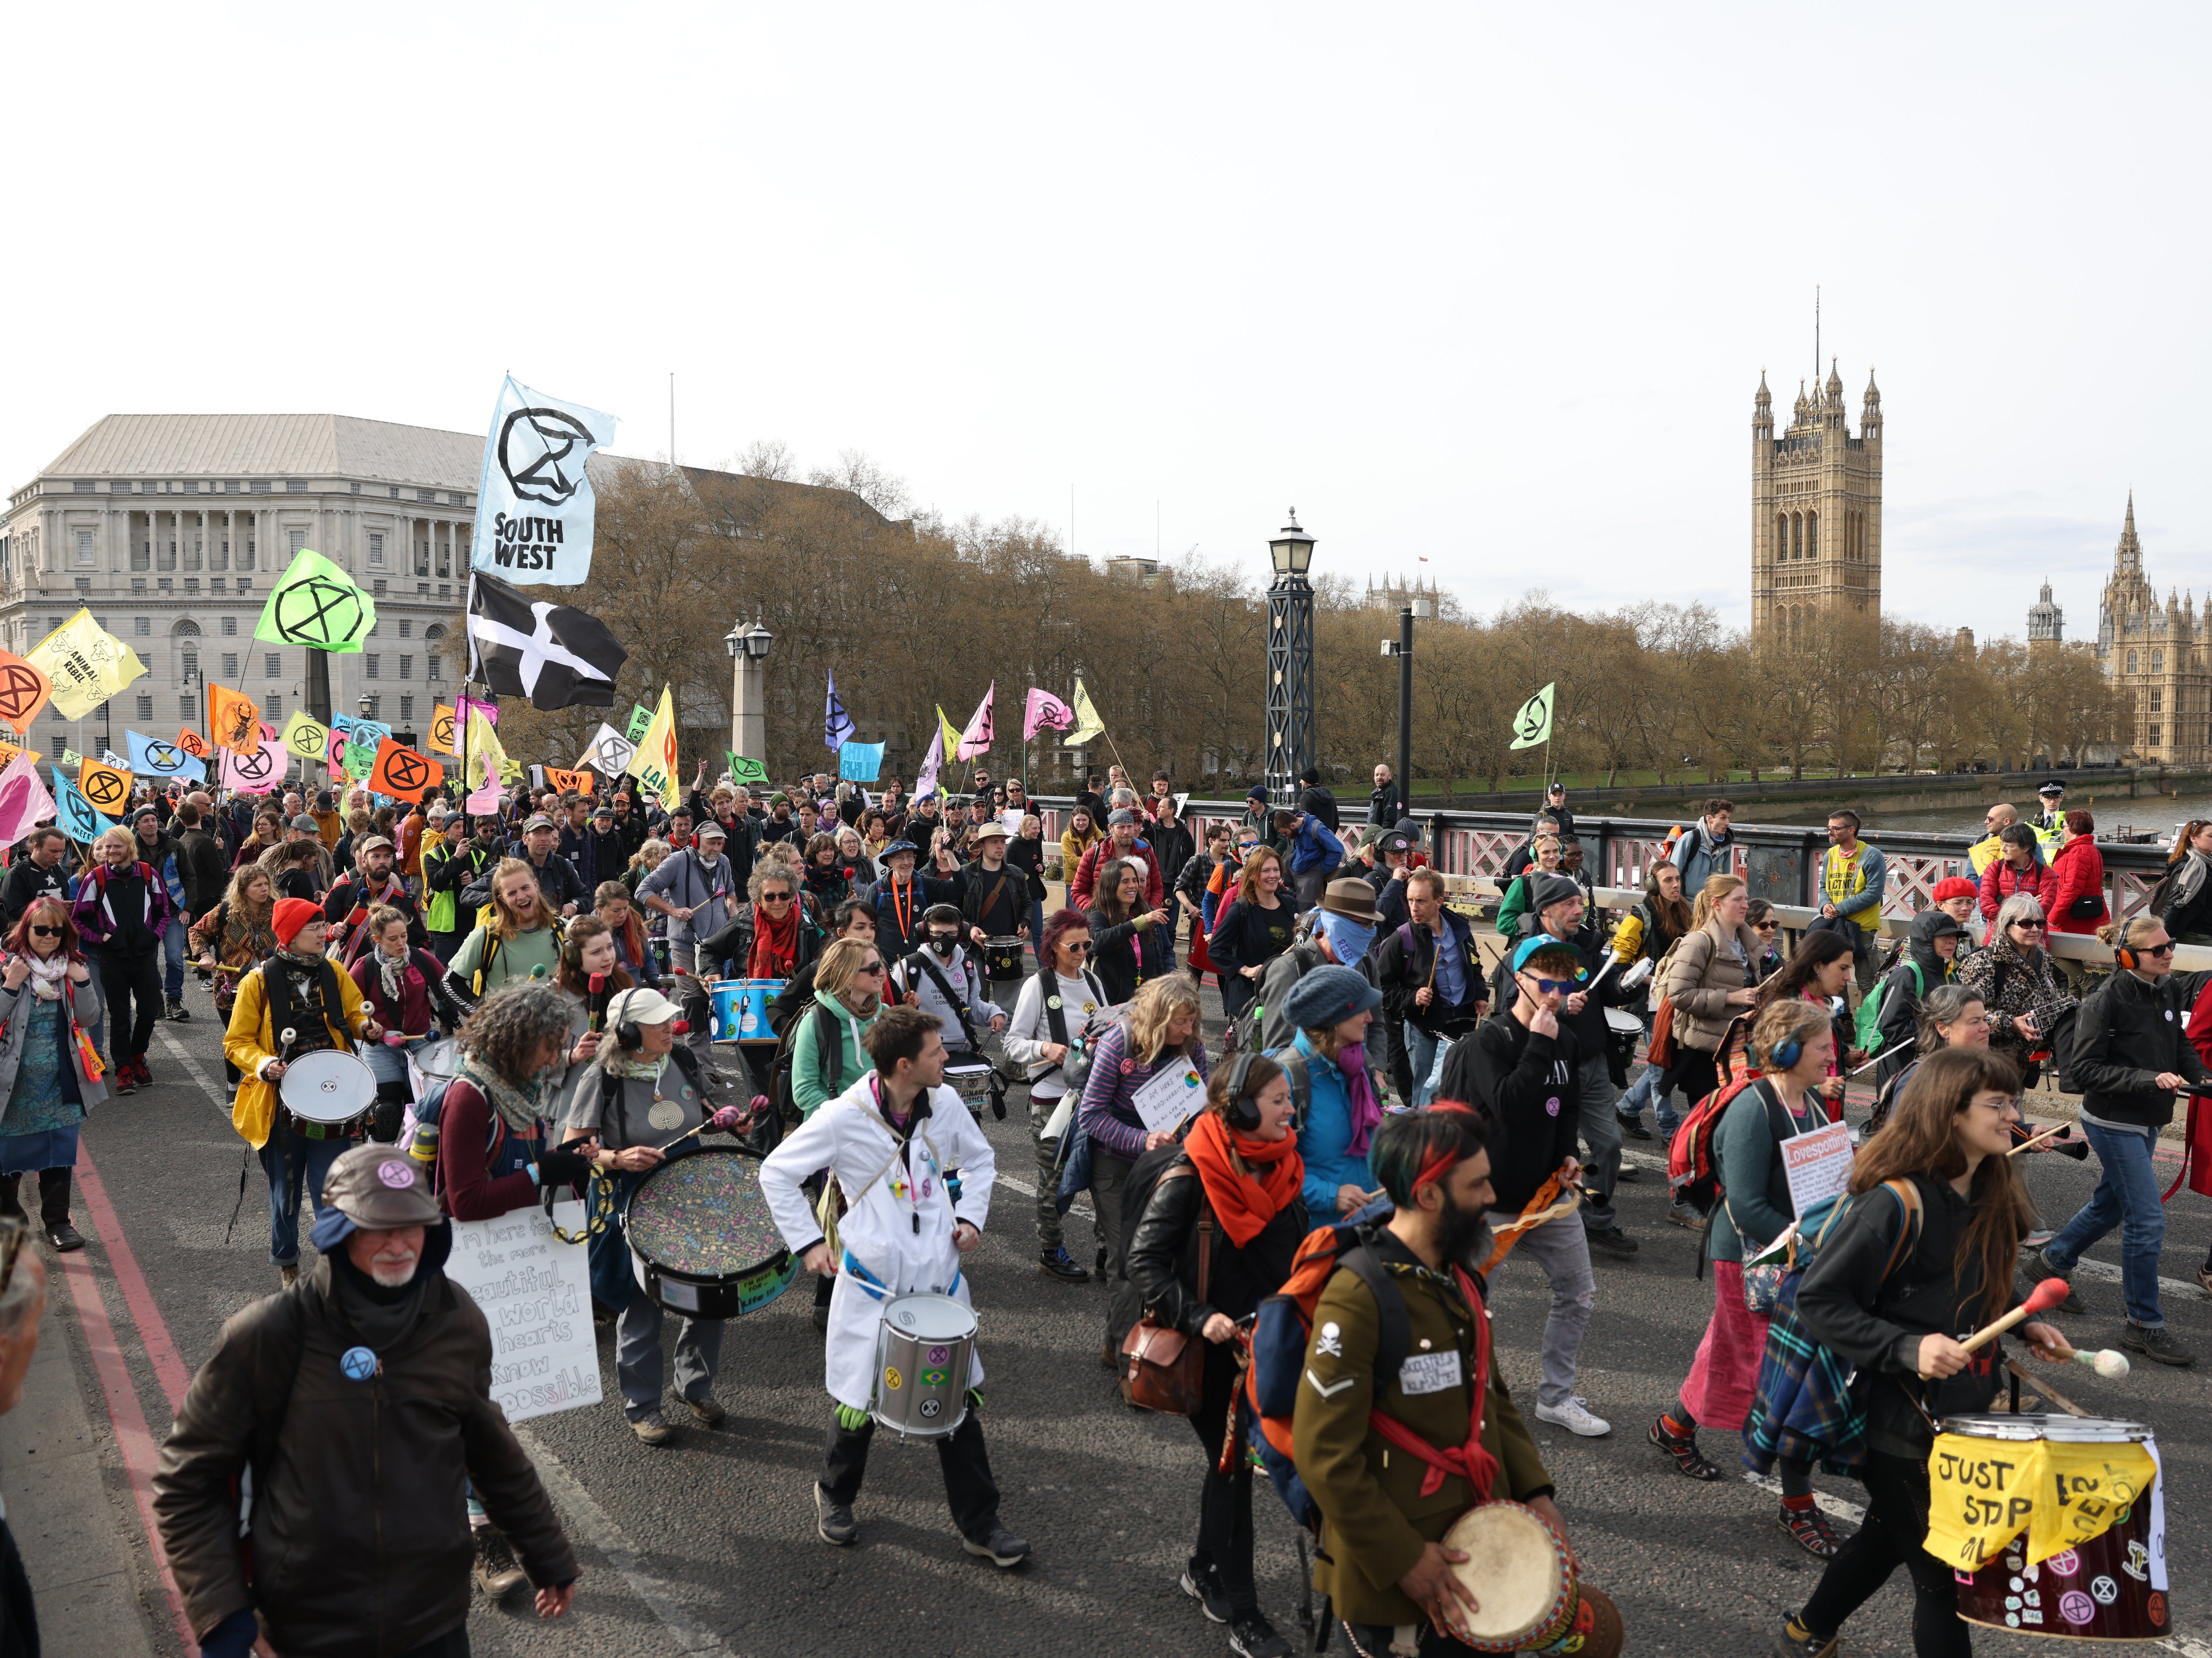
(9, 4, 2205, 644)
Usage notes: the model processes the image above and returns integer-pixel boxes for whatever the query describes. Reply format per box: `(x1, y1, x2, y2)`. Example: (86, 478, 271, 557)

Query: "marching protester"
(1818, 810, 1887, 1000)
(1444, 932, 1610, 1437)
(350, 904, 464, 1142)
(129, 804, 193, 1024)
(759, 1004, 1031, 1566)
(1208, 846, 1296, 1029)
(267, 838, 325, 905)
(1005, 812, 1050, 948)
(321, 833, 426, 967)
(1088, 857, 1177, 1006)
(594, 879, 663, 988)
(1929, 874, 1981, 949)
(419, 810, 467, 959)
(1650, 999, 1838, 1555)
(558, 985, 746, 1442)
(1493, 832, 1562, 938)
(1071, 808, 1166, 912)
(1175, 822, 1238, 954)
(2157, 817, 2212, 945)
(1867, 984, 1989, 1135)
(1659, 873, 1764, 1118)
(1867, 908, 1962, 1087)
(1292, 1106, 1574, 1657)
(465, 813, 584, 918)
(1955, 893, 2065, 1085)
(0, 899, 103, 1251)
(223, 898, 385, 1285)
(1735, 931, 1859, 1106)
(1773, 1047, 2061, 1658)
(1147, 794, 1197, 905)
(1372, 866, 1482, 1107)
(1668, 797, 1737, 890)
(955, 820, 1030, 1015)
(2023, 912, 2204, 1365)
(1353, 824, 1416, 934)
(1078, 975, 1211, 1361)
(1276, 964, 1388, 1228)
(154, 1142, 579, 1656)
(1255, 878, 1380, 1054)
(1612, 859, 1694, 1141)
(698, 860, 825, 988)
(874, 839, 957, 959)
(73, 825, 176, 1096)
(1976, 822, 2050, 924)
(0, 828, 70, 930)
(228, 805, 283, 870)
(1002, 911, 1105, 1284)
(1059, 806, 1103, 877)
(191, 864, 280, 1079)
(1503, 815, 1562, 881)
(444, 861, 566, 1009)
(1126, 1052, 1304, 1658)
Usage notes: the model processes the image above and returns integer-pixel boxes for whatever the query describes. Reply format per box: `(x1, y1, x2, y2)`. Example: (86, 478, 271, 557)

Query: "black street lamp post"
(1265, 510, 1316, 805)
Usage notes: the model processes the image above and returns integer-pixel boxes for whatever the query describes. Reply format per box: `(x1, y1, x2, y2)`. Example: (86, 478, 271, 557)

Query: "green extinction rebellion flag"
(255, 549, 378, 653)
(726, 753, 769, 787)
(1509, 682, 1555, 750)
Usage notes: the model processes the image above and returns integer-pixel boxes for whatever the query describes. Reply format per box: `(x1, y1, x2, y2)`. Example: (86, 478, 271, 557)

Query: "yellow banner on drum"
(1925, 1431, 2157, 1570)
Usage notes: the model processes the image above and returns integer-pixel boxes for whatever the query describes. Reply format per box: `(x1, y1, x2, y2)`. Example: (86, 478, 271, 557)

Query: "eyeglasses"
(29, 926, 62, 938)
(1971, 1095, 2024, 1118)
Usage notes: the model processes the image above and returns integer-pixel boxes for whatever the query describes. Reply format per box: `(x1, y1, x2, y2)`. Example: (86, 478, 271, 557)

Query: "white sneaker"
(1535, 1397, 1612, 1437)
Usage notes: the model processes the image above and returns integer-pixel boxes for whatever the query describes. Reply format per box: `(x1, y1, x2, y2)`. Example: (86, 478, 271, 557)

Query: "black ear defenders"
(1223, 1051, 1263, 1130)
(612, 989, 645, 1052)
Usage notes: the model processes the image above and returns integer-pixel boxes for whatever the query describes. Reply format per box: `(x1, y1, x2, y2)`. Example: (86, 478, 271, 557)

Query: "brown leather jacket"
(152, 1235, 576, 1656)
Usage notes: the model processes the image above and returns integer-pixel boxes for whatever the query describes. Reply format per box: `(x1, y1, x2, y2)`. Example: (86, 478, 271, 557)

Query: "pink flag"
(915, 726, 945, 800)
(221, 738, 290, 792)
(1022, 686, 1074, 741)
(956, 682, 994, 761)
(0, 750, 56, 845)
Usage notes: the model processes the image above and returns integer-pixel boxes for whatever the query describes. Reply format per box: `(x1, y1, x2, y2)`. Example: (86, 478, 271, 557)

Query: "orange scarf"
(1184, 1111, 1304, 1247)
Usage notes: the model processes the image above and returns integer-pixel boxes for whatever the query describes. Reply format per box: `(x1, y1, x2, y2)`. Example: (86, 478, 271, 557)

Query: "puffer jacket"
(151, 1234, 577, 1658)
(1955, 936, 2064, 1071)
(1661, 917, 1763, 1053)
(1977, 850, 2053, 921)
(2047, 835, 2108, 935)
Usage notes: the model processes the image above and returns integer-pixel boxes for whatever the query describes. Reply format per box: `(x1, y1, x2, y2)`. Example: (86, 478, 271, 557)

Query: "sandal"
(1779, 1503, 1843, 1558)
(1646, 1415, 1723, 1481)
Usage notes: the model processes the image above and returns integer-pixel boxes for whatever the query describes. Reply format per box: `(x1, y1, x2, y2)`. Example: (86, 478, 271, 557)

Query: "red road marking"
(73, 1143, 192, 1412)
(55, 1239, 201, 1655)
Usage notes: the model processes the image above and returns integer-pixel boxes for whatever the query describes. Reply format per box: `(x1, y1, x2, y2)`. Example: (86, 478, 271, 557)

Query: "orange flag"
(174, 727, 210, 759)
(366, 738, 437, 801)
(545, 766, 595, 795)
(208, 684, 262, 755)
(0, 653, 54, 735)
(78, 759, 133, 817)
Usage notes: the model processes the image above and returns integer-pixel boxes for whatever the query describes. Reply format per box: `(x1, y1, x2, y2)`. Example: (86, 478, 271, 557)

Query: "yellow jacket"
(223, 958, 373, 1149)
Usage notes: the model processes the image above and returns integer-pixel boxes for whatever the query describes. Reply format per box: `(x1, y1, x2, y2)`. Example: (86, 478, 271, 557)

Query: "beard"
(1437, 1191, 1494, 1274)
(367, 1253, 420, 1288)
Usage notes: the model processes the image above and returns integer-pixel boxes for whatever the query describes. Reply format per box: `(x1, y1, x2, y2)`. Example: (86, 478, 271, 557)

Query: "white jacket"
(760, 1071, 997, 1410)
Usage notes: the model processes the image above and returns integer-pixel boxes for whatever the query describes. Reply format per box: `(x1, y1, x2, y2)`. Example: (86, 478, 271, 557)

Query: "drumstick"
(2006, 1121, 2068, 1156)
(1847, 1038, 1909, 1077)
(2044, 1342, 2131, 1379)
(1956, 1276, 2073, 1356)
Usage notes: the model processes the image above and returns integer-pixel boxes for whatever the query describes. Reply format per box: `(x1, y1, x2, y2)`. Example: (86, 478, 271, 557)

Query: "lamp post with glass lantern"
(1265, 511, 1316, 805)
(725, 616, 774, 772)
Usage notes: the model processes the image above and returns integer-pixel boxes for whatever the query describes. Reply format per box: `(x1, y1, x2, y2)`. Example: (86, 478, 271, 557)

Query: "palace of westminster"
(1747, 361, 2194, 763)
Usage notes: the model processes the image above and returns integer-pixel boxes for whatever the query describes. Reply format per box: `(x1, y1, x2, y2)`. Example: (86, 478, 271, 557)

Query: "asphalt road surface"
(31, 976, 2212, 1658)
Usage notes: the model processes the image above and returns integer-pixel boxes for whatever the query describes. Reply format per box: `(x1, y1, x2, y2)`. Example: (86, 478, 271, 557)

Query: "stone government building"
(1749, 359, 1884, 643)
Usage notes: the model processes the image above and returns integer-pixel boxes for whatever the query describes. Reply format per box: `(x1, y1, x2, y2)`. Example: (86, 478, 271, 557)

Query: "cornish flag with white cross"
(465, 572, 629, 710)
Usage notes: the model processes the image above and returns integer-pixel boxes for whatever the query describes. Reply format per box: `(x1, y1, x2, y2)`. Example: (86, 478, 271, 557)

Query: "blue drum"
(708, 979, 784, 1044)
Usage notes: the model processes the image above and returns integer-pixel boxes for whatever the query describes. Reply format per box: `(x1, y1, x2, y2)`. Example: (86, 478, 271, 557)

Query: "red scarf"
(1365, 1264, 1499, 1499)
(747, 902, 800, 979)
(1183, 1111, 1304, 1248)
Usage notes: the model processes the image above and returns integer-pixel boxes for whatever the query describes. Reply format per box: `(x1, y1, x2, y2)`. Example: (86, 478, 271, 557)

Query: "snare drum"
(623, 1147, 797, 1320)
(280, 1050, 378, 1137)
(1603, 1006, 1642, 1059)
(1943, 1414, 2168, 1642)
(1438, 1502, 1622, 1657)
(707, 978, 784, 1044)
(982, 936, 1026, 981)
(871, 1292, 977, 1440)
(943, 1061, 995, 1118)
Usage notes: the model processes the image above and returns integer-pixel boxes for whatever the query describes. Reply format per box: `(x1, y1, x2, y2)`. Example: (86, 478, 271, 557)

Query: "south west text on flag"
(469, 376, 618, 586)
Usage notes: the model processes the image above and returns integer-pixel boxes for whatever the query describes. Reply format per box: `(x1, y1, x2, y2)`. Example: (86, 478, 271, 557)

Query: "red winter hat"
(272, 897, 324, 948)
(1931, 876, 1978, 904)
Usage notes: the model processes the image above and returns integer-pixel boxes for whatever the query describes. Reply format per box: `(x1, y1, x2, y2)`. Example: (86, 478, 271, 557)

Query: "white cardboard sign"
(1780, 1120, 1855, 1220)
(446, 1199, 603, 1423)
(1130, 1061, 1207, 1136)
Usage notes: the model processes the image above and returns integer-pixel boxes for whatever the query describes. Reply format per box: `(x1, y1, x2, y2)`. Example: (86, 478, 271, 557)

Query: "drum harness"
(223, 954, 348, 1243)
(549, 1046, 710, 1245)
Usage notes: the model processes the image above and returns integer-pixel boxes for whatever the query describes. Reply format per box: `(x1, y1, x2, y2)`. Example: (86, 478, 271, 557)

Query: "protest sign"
(443, 1199, 602, 1423)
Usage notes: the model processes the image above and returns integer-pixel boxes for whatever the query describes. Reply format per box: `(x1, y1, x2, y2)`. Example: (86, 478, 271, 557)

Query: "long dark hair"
(1094, 857, 1148, 927)
(1642, 862, 1692, 939)
(1851, 1046, 2035, 1321)
(1753, 930, 1854, 1018)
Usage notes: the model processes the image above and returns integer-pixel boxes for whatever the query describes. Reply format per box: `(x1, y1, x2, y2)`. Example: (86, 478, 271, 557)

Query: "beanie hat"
(272, 897, 324, 948)
(1279, 963, 1383, 1032)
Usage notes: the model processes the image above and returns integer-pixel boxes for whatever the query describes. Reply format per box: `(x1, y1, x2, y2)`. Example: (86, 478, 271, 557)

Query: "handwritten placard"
(445, 1199, 602, 1423)
(1780, 1120, 1854, 1219)
(1131, 1060, 1206, 1136)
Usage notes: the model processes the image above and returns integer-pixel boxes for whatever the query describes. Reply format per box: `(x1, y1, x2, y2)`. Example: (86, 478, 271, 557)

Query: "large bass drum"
(623, 1147, 797, 1320)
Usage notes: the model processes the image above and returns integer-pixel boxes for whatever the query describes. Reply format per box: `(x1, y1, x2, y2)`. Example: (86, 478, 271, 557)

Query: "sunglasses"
(1519, 975, 1580, 995)
(29, 925, 63, 938)
(856, 960, 884, 975)
(1061, 940, 1094, 954)
(759, 892, 794, 904)
(1754, 920, 1779, 932)
(2137, 941, 2178, 957)
(2012, 920, 2046, 931)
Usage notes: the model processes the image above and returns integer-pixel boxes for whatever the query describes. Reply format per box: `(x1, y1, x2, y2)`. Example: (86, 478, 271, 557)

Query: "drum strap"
(1364, 1264, 1498, 1501)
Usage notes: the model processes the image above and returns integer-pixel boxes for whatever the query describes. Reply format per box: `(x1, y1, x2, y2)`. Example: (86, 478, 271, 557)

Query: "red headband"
(1411, 1101, 1484, 1197)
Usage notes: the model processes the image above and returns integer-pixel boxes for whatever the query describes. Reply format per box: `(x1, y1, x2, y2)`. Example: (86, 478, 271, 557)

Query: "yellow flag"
(1065, 678, 1106, 747)
(464, 706, 510, 796)
(625, 685, 680, 809)
(26, 609, 147, 722)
